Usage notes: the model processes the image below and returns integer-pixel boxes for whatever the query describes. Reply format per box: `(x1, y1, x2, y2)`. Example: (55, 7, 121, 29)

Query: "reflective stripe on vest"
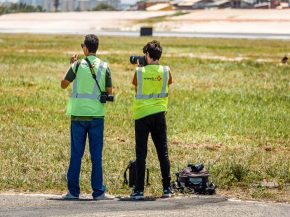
(135, 66, 169, 99)
(71, 61, 106, 99)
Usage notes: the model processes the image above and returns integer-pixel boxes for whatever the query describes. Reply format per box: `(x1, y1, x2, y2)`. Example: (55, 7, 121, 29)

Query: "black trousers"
(135, 112, 171, 191)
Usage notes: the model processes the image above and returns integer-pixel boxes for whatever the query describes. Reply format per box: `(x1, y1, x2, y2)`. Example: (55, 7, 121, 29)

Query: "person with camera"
(61, 34, 113, 200)
(130, 40, 173, 200)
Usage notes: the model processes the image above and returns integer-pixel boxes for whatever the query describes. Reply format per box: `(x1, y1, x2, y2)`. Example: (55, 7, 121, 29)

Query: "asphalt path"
(1, 11, 290, 39)
(0, 193, 289, 217)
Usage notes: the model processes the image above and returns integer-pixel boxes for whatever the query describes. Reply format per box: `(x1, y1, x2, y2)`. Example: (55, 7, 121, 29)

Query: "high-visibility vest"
(133, 64, 169, 120)
(66, 56, 107, 116)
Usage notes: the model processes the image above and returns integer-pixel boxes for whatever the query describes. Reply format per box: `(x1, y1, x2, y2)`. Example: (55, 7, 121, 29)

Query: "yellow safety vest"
(133, 64, 169, 120)
(66, 56, 107, 116)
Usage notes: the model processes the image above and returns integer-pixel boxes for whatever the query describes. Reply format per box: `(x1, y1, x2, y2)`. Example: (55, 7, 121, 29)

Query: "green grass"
(0, 34, 289, 202)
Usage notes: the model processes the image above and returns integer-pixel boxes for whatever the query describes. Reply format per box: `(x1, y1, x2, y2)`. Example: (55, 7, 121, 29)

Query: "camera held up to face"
(129, 55, 147, 66)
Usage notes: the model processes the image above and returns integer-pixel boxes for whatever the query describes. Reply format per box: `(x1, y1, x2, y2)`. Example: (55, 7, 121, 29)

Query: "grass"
(0, 34, 289, 202)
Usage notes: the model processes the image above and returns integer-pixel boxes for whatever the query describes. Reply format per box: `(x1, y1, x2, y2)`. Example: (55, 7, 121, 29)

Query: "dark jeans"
(135, 112, 171, 192)
(67, 118, 106, 198)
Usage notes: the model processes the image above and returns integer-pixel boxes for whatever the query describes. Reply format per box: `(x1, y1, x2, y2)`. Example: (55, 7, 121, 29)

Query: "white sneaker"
(93, 193, 114, 200)
(62, 192, 79, 199)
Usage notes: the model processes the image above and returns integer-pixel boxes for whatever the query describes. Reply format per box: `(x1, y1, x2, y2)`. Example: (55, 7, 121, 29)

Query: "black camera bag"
(123, 160, 150, 188)
(172, 163, 216, 195)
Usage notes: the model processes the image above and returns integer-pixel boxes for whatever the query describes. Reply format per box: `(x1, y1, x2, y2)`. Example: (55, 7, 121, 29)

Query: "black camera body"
(130, 55, 147, 66)
(188, 163, 204, 173)
(100, 92, 114, 103)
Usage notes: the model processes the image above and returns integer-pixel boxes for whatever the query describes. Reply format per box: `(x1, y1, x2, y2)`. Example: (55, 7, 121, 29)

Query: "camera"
(100, 92, 114, 103)
(188, 163, 204, 173)
(129, 55, 147, 66)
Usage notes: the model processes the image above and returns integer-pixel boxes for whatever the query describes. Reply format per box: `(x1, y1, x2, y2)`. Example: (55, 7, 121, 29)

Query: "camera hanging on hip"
(84, 58, 114, 103)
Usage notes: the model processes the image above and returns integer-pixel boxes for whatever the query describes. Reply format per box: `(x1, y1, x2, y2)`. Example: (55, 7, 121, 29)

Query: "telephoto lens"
(106, 94, 114, 102)
(129, 55, 146, 66)
(99, 92, 114, 103)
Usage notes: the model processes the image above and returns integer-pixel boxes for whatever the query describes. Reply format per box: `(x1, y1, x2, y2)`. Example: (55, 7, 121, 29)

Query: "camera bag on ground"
(171, 163, 216, 195)
(123, 160, 150, 188)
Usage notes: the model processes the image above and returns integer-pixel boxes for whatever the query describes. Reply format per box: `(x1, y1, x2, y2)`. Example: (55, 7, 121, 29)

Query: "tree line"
(0, 1, 116, 15)
(0, 3, 44, 15)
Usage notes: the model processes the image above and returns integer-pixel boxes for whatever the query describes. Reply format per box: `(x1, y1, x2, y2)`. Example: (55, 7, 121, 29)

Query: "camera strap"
(84, 58, 103, 94)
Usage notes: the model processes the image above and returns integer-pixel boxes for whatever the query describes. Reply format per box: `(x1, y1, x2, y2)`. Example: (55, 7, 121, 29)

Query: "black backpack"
(172, 163, 216, 195)
(123, 160, 150, 188)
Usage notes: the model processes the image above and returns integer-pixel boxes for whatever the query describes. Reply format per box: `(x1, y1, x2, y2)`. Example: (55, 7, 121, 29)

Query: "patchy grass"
(0, 34, 289, 202)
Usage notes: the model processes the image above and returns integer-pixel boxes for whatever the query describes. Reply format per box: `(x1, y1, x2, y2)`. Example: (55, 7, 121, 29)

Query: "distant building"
(2, 0, 287, 10)
(146, 2, 172, 10)
(205, 0, 232, 8)
(41, 0, 51, 11)
(173, 0, 256, 9)
(11, 0, 121, 11)
(173, 0, 211, 9)
(270, 0, 281, 8)
(19, 0, 44, 7)
(136, 0, 170, 10)
(78, 0, 90, 10)
(230, 0, 256, 8)
(61, 0, 77, 11)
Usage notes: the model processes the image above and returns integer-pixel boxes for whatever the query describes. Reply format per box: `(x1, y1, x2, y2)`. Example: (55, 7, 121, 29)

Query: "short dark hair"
(84, 34, 99, 53)
(143, 40, 162, 61)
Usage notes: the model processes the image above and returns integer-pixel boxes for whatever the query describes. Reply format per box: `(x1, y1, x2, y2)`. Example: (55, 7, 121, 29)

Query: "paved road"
(0, 193, 289, 217)
(1, 11, 290, 39)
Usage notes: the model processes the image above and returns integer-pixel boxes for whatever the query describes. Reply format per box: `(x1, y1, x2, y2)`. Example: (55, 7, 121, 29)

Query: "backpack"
(123, 160, 150, 188)
(172, 163, 216, 195)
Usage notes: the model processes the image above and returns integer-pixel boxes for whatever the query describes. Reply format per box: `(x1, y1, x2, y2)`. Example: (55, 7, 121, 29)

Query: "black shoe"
(130, 190, 144, 200)
(162, 187, 173, 198)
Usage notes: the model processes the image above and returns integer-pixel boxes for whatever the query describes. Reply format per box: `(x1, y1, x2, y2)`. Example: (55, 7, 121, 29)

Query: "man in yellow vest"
(61, 34, 113, 200)
(131, 40, 173, 200)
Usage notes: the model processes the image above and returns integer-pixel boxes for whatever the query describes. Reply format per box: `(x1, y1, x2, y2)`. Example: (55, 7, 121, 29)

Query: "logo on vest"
(144, 75, 162, 81)
(81, 62, 94, 67)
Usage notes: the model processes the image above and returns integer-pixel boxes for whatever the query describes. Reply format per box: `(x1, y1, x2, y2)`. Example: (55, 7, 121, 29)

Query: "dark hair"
(143, 40, 162, 61)
(84, 34, 99, 53)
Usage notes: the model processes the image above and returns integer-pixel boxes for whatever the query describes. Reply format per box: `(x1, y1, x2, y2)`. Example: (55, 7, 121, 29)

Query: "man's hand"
(106, 87, 113, 95)
(70, 54, 78, 64)
(61, 79, 70, 89)
(137, 59, 145, 67)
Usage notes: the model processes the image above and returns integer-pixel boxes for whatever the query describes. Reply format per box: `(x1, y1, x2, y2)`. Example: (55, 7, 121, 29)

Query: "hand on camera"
(137, 59, 144, 67)
(70, 54, 78, 64)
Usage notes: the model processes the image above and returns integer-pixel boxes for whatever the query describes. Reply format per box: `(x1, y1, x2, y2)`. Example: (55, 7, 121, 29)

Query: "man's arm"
(105, 67, 113, 94)
(61, 67, 75, 89)
(168, 71, 172, 86)
(132, 72, 137, 93)
(106, 87, 113, 95)
(61, 54, 78, 89)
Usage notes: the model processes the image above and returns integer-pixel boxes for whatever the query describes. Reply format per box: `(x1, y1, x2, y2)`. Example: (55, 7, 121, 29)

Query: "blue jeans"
(67, 118, 106, 198)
